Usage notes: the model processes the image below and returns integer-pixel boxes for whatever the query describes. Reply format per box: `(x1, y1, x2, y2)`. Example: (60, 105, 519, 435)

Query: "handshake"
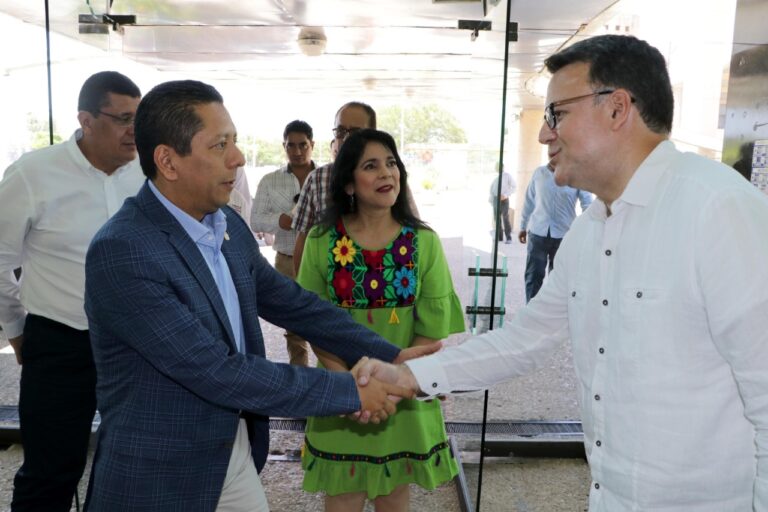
(347, 341, 439, 424)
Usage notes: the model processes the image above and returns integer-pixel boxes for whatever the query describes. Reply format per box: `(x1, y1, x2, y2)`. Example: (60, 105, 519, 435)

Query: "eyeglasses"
(332, 126, 362, 140)
(544, 90, 614, 130)
(284, 141, 310, 151)
(97, 110, 136, 127)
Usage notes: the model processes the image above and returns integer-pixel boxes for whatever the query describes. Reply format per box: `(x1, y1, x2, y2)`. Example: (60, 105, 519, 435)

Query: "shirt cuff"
(404, 356, 452, 398)
(1, 314, 27, 339)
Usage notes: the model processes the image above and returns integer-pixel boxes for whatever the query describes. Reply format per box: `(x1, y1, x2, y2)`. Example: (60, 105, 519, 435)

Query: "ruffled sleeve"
(413, 229, 465, 339)
(296, 226, 330, 301)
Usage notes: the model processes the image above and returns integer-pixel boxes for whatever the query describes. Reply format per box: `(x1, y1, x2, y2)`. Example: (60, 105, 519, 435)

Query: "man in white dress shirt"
(251, 120, 316, 366)
(358, 35, 768, 511)
(0, 71, 143, 511)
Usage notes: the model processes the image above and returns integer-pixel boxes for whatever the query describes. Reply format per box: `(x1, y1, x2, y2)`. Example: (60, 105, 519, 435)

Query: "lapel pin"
(224, 232, 230, 241)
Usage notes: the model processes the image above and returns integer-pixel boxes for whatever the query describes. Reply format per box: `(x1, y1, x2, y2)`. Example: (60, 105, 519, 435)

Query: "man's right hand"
(355, 372, 414, 425)
(8, 335, 23, 365)
(518, 230, 527, 244)
(355, 358, 420, 398)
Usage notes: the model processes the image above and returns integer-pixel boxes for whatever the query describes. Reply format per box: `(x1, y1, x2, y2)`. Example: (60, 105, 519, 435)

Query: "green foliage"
(27, 114, 62, 149)
(378, 104, 467, 145)
(238, 136, 332, 167)
(239, 136, 284, 167)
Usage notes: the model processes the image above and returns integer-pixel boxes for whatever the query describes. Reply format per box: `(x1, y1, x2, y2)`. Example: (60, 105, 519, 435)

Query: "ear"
(154, 145, 179, 182)
(608, 89, 633, 129)
(310, 140, 315, 150)
(77, 111, 94, 135)
(344, 182, 355, 196)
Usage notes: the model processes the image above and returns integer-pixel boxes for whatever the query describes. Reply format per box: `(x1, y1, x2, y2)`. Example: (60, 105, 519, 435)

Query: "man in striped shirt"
(251, 120, 316, 366)
(291, 102, 418, 274)
(291, 102, 376, 274)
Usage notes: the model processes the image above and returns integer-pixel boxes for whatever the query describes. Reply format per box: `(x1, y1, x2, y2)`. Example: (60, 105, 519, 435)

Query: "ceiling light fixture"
(297, 27, 327, 57)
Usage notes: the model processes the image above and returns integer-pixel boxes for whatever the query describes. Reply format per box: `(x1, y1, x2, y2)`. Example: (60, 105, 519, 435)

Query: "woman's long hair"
(315, 129, 429, 234)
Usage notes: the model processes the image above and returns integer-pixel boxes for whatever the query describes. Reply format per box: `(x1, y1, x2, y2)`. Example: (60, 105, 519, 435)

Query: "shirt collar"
(148, 180, 227, 249)
(589, 140, 675, 220)
(285, 160, 316, 174)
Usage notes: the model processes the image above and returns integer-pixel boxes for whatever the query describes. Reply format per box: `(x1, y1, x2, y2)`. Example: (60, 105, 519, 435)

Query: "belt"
(275, 252, 293, 258)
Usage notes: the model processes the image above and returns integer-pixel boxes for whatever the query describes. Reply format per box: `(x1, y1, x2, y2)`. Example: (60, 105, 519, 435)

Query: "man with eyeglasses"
(290, 102, 376, 274)
(291, 102, 418, 274)
(0, 71, 143, 511)
(357, 34, 768, 511)
(251, 120, 316, 366)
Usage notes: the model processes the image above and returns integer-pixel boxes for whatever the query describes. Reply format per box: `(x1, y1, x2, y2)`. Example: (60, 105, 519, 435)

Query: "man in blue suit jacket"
(83, 80, 427, 511)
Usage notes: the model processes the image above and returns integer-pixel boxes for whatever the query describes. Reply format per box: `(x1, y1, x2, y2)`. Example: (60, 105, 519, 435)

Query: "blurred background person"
(518, 163, 592, 302)
(251, 120, 317, 366)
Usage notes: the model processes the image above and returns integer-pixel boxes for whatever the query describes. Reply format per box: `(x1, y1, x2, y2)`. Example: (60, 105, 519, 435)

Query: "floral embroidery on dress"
(327, 221, 418, 308)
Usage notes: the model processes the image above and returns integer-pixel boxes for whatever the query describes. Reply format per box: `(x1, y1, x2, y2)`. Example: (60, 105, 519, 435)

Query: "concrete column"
(512, 108, 545, 231)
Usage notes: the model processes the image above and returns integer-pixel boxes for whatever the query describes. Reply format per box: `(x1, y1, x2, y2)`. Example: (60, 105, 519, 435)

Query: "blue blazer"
(83, 182, 400, 511)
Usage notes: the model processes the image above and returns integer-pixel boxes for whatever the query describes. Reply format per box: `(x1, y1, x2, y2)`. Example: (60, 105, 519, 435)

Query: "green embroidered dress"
(297, 221, 465, 498)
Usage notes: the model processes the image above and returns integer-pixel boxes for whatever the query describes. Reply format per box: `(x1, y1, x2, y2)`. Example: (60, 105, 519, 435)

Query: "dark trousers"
(524, 232, 562, 302)
(496, 198, 512, 241)
(12, 314, 96, 512)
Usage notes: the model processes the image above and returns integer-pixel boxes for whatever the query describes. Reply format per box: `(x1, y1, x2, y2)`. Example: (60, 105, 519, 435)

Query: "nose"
(538, 121, 556, 145)
(231, 144, 246, 168)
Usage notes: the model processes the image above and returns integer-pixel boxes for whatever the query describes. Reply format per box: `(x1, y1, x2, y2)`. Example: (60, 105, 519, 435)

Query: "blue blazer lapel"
(136, 184, 238, 353)
(220, 216, 265, 357)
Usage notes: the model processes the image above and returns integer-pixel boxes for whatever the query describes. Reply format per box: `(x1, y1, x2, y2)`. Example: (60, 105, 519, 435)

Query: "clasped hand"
(348, 341, 439, 424)
(348, 357, 424, 425)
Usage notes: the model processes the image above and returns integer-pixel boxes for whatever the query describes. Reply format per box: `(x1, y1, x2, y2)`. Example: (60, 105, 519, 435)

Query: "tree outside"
(27, 114, 63, 150)
(377, 104, 467, 146)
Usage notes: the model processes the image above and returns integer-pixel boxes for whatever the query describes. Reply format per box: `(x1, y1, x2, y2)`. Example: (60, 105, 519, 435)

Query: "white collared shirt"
(251, 164, 304, 255)
(407, 141, 768, 511)
(0, 131, 144, 337)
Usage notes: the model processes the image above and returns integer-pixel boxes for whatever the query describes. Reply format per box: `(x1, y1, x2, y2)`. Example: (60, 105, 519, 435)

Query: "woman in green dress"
(297, 129, 465, 511)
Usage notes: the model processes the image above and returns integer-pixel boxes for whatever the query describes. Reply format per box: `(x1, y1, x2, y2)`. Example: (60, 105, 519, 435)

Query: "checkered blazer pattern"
(83, 182, 400, 511)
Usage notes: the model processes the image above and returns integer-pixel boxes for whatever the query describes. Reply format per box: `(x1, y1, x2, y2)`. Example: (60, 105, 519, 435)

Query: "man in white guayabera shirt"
(357, 34, 768, 512)
(0, 71, 143, 511)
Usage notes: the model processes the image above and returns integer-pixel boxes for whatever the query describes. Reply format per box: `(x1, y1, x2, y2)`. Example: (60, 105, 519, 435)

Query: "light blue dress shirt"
(148, 180, 244, 353)
(520, 165, 593, 239)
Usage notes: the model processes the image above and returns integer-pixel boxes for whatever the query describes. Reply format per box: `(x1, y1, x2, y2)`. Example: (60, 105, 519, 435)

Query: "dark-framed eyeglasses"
(97, 110, 136, 127)
(543, 90, 614, 130)
(332, 126, 362, 140)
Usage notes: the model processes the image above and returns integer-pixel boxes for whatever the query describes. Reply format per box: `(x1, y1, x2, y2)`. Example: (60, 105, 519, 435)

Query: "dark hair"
(77, 71, 141, 114)
(545, 35, 673, 134)
(134, 80, 223, 179)
(335, 102, 377, 129)
(316, 129, 427, 233)
(283, 119, 313, 141)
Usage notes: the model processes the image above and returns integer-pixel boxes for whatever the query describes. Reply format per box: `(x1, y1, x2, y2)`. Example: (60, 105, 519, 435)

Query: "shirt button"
(604, 249, 612, 256)
(602, 299, 608, 306)
(594, 483, 600, 490)
(594, 394, 600, 401)
(571, 291, 576, 297)
(636, 291, 643, 298)
(596, 440, 602, 447)
(598, 347, 605, 354)
(432, 382, 438, 388)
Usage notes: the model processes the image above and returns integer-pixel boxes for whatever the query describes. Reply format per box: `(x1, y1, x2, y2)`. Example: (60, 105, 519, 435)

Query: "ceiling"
(0, 0, 619, 110)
